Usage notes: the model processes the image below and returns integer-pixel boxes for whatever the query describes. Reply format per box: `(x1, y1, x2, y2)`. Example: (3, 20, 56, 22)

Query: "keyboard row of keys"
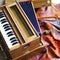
(0, 12, 20, 49)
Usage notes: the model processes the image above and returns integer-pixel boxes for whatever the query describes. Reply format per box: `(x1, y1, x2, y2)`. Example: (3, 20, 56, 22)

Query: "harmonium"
(0, 0, 45, 60)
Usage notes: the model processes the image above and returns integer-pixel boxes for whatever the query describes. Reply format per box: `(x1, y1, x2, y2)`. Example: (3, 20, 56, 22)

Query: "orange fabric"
(42, 34, 60, 57)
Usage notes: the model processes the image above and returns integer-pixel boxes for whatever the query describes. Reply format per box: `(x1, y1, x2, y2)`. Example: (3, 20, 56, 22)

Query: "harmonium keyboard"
(0, 1, 43, 60)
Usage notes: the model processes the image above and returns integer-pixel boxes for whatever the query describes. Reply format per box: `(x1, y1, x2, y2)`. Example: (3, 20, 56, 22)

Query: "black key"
(12, 42, 18, 45)
(7, 31, 14, 37)
(5, 27, 11, 31)
(10, 38, 17, 41)
(8, 33, 14, 37)
(1, 20, 7, 24)
(3, 24, 9, 27)
(4, 25, 10, 29)
(0, 19, 7, 22)
(0, 12, 4, 15)
(3, 24, 10, 29)
(0, 15, 4, 18)
(0, 12, 3, 14)
(7, 31, 13, 34)
(0, 13, 4, 18)
(10, 37, 16, 41)
(11, 40, 17, 43)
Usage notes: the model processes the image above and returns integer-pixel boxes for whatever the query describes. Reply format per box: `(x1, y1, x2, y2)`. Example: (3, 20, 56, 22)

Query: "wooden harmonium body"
(0, 1, 42, 60)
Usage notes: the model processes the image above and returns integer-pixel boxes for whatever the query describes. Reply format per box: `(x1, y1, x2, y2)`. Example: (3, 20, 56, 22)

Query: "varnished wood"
(6, 2, 38, 43)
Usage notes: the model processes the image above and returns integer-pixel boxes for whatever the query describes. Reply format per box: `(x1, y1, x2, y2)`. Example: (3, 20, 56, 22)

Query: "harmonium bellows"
(0, 1, 42, 60)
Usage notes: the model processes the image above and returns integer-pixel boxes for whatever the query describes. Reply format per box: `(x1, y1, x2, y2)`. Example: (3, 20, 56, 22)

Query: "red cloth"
(42, 34, 60, 57)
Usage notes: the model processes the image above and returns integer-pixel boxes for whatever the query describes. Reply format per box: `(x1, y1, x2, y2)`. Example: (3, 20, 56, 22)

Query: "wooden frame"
(6, 3, 38, 43)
